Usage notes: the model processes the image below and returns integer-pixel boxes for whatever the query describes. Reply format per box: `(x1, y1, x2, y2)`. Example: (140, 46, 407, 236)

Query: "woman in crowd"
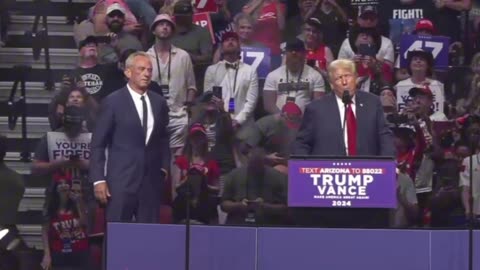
(213, 13, 264, 63)
(172, 123, 221, 224)
(302, 17, 334, 78)
(242, 0, 286, 69)
(48, 79, 98, 131)
(41, 172, 89, 270)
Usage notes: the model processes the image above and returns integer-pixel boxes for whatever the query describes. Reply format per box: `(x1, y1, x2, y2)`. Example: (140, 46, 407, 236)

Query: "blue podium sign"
(288, 158, 397, 208)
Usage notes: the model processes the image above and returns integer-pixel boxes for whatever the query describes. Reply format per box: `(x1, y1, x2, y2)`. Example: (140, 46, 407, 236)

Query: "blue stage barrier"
(107, 223, 480, 270)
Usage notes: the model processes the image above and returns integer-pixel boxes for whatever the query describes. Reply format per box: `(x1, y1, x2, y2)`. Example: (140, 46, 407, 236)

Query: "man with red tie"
(292, 58, 395, 228)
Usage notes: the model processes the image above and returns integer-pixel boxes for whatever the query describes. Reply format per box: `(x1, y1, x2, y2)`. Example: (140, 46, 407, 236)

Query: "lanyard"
(286, 66, 304, 83)
(154, 47, 171, 84)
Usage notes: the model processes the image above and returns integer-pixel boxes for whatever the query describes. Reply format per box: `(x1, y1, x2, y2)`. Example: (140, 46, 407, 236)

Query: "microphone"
(341, 90, 351, 156)
(342, 90, 352, 105)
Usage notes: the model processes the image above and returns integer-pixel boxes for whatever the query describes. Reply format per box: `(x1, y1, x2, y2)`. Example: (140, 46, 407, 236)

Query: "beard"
(108, 21, 124, 33)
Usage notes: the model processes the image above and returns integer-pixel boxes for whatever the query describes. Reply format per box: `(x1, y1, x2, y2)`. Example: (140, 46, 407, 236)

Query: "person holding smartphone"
(204, 32, 259, 131)
(221, 147, 288, 225)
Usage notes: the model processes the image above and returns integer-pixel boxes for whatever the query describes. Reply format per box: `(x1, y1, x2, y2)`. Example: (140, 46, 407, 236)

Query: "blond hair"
(327, 59, 357, 82)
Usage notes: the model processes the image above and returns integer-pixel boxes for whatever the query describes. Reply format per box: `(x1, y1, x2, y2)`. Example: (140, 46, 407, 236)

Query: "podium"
(288, 156, 397, 209)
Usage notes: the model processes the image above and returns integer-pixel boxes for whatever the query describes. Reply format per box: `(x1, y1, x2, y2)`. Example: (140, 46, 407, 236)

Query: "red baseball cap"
(189, 123, 206, 135)
(414, 19, 436, 34)
(222, 32, 239, 43)
(281, 102, 302, 129)
(409, 86, 433, 98)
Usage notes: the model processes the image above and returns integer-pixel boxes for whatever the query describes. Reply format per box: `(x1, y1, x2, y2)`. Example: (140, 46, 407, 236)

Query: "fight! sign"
(288, 159, 397, 208)
(240, 46, 271, 79)
(193, 12, 215, 43)
(399, 34, 450, 69)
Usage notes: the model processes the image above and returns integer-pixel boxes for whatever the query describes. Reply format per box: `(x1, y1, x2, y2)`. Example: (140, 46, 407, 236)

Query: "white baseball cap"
(106, 3, 126, 16)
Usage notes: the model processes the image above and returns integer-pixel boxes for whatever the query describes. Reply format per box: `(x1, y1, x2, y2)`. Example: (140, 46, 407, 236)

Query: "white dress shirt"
(335, 94, 356, 155)
(127, 84, 155, 144)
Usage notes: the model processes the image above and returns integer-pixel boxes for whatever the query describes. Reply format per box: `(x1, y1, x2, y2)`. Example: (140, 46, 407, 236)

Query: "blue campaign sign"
(399, 34, 450, 69)
(240, 46, 271, 79)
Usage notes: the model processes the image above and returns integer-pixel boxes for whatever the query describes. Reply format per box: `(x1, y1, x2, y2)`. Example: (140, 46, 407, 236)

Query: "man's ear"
(124, 68, 131, 79)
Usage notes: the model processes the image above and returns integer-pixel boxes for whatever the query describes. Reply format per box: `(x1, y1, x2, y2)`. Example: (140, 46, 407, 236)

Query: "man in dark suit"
(89, 51, 170, 223)
(292, 58, 395, 228)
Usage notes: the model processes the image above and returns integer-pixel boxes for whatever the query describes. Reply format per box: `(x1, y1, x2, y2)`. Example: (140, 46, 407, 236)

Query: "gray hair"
(125, 51, 151, 69)
(327, 59, 357, 81)
(233, 13, 256, 29)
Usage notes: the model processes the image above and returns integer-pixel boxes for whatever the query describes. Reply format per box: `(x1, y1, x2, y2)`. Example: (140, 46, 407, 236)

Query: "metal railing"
(7, 65, 32, 162)
(25, 0, 53, 91)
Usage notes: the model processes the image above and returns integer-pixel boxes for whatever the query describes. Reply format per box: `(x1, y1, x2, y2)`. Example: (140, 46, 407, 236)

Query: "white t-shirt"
(460, 154, 480, 215)
(338, 36, 395, 64)
(263, 65, 325, 112)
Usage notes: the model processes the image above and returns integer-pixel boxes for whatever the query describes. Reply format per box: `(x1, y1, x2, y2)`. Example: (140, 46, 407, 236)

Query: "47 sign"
(240, 46, 271, 79)
(399, 35, 450, 69)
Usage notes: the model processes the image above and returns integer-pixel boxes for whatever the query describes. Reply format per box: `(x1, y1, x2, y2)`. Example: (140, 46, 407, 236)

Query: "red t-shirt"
(175, 155, 220, 187)
(49, 212, 88, 254)
(249, 2, 285, 55)
(306, 44, 327, 71)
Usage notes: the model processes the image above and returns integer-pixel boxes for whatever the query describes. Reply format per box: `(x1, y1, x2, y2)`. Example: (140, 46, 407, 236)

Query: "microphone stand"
(467, 137, 477, 270)
(341, 90, 351, 156)
(184, 103, 193, 270)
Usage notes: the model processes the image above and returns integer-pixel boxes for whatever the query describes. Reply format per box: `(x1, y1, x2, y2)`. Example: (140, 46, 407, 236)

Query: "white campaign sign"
(47, 132, 92, 179)
(395, 81, 445, 114)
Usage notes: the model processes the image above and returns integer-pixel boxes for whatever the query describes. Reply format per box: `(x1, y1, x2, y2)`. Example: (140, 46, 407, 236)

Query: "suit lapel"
(147, 91, 160, 130)
(326, 94, 344, 147)
(123, 87, 145, 140)
(354, 93, 366, 151)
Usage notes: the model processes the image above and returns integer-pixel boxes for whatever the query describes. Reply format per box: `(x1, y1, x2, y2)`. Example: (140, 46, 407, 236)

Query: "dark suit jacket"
(89, 87, 170, 197)
(292, 91, 395, 228)
(293, 91, 395, 157)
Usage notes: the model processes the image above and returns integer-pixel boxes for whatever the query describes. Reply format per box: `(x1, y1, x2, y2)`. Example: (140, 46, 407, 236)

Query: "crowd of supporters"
(2, 0, 480, 269)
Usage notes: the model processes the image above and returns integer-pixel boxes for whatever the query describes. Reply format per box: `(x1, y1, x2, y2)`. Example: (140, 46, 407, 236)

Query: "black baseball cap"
(78, 36, 98, 50)
(358, 5, 377, 18)
(285, 39, 306, 52)
(173, 1, 193, 15)
(305, 17, 322, 30)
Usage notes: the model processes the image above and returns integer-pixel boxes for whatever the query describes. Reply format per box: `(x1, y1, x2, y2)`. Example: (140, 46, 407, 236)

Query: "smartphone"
(357, 44, 376, 57)
(306, 59, 316, 68)
(213, 86, 222, 99)
(95, 35, 111, 44)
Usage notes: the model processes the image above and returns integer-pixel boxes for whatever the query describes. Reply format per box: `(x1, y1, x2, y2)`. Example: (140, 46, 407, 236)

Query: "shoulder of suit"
(357, 90, 380, 102)
(103, 86, 127, 102)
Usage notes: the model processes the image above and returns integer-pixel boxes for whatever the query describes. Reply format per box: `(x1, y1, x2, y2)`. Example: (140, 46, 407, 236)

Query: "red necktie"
(346, 104, 357, 156)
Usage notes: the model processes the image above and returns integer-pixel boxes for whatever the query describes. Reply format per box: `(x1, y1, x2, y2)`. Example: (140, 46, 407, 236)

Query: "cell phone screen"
(213, 86, 222, 99)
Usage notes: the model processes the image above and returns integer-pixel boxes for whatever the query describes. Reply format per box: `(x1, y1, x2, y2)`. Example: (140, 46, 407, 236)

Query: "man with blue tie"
(89, 51, 170, 223)
(292, 59, 395, 228)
